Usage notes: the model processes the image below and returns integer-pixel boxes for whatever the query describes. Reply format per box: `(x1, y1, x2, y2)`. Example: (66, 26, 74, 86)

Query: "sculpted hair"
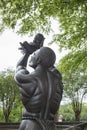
(39, 47, 56, 67)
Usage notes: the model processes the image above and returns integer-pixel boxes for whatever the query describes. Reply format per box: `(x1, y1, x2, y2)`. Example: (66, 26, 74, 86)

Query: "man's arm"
(15, 41, 33, 84)
(15, 53, 37, 98)
(15, 40, 38, 84)
(15, 52, 31, 84)
(16, 53, 29, 72)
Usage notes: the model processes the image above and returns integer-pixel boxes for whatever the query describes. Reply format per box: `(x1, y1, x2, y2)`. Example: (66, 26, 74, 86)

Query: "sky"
(0, 29, 68, 71)
(0, 30, 26, 71)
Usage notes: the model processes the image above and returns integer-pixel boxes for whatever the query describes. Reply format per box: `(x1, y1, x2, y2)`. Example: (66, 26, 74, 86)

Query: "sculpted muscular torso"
(15, 37, 63, 130)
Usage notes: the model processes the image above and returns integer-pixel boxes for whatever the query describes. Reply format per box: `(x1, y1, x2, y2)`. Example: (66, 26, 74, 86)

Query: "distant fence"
(0, 122, 19, 130)
(62, 122, 87, 130)
(0, 121, 87, 130)
(56, 121, 87, 130)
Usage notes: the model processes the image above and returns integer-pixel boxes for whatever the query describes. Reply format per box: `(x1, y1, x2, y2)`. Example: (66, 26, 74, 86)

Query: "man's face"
(29, 50, 40, 68)
(39, 39, 44, 47)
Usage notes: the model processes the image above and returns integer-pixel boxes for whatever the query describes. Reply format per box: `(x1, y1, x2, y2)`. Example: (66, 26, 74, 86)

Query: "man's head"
(33, 33, 45, 47)
(29, 47, 56, 68)
(39, 47, 56, 67)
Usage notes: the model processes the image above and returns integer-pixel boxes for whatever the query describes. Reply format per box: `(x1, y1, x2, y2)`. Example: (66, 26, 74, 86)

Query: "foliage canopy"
(0, 0, 87, 71)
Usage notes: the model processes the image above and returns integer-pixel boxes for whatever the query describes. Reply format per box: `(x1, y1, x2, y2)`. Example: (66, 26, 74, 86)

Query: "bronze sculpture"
(19, 33, 45, 54)
(14, 34, 63, 130)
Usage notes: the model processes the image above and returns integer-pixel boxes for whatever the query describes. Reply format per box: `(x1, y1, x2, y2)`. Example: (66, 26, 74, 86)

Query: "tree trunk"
(75, 111, 80, 121)
(5, 115, 9, 122)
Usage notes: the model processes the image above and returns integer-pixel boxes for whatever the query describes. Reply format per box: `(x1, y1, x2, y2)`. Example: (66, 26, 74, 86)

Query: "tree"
(0, 68, 20, 122)
(9, 98, 23, 122)
(63, 71, 87, 121)
(59, 103, 74, 121)
(59, 103, 87, 121)
(52, 0, 87, 73)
